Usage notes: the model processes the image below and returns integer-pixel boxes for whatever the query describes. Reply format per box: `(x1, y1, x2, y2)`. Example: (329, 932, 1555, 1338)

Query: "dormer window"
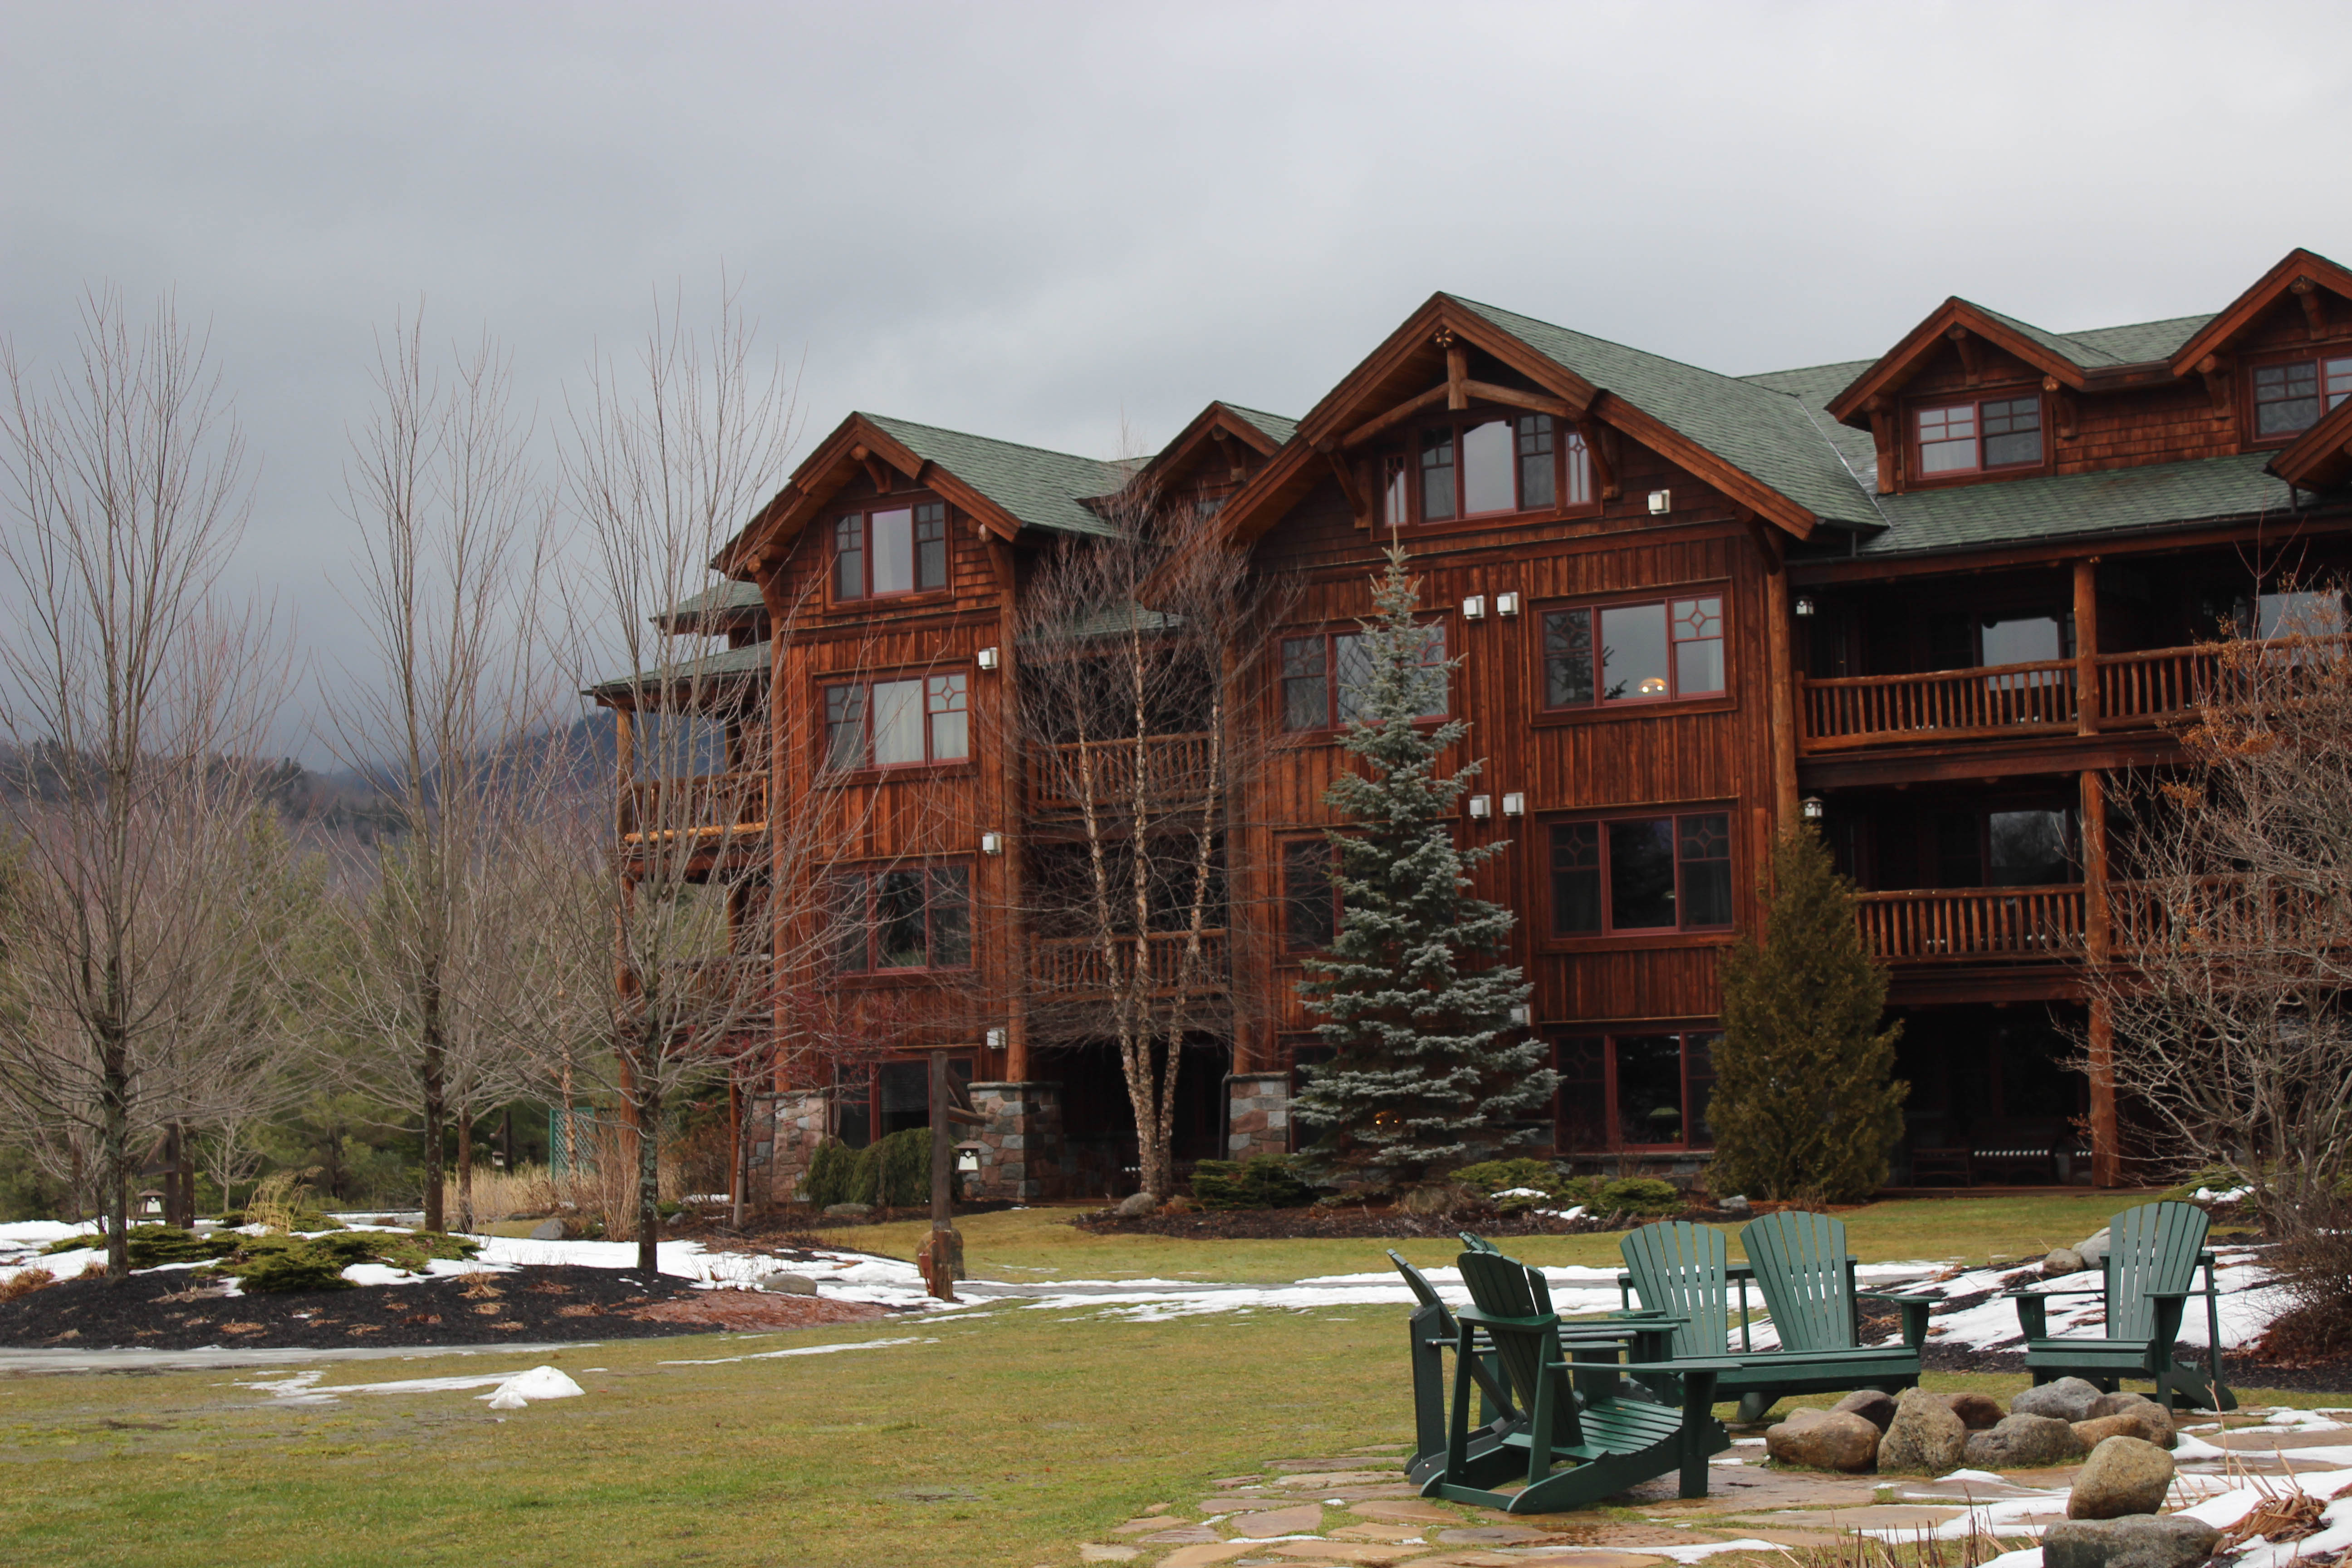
(2252, 354, 2352, 438)
(834, 501, 948, 600)
(1390, 414, 1589, 525)
(1915, 396, 2043, 476)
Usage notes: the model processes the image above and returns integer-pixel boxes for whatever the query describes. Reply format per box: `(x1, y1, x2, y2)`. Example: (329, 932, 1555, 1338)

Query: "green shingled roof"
(1452, 296, 1886, 529)
(657, 580, 764, 628)
(1859, 453, 2298, 558)
(1222, 404, 1299, 448)
(587, 640, 770, 702)
(2058, 314, 2212, 366)
(1020, 600, 1185, 646)
(863, 413, 1127, 538)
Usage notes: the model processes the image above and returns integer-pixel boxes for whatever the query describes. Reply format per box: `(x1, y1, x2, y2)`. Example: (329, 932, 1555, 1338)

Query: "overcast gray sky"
(5, 1, 2347, 759)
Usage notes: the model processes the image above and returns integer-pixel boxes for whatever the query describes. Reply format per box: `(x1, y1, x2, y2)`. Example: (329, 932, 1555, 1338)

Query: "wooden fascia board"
(1827, 300, 2089, 428)
(720, 416, 1026, 576)
(1786, 506, 2352, 587)
(1130, 403, 1284, 495)
(2169, 249, 2352, 376)
(2269, 394, 2352, 490)
(1590, 392, 1816, 540)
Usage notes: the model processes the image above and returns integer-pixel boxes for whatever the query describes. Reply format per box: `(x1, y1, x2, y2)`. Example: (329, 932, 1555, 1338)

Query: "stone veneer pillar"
(1225, 1072, 1292, 1161)
(965, 1082, 1063, 1202)
(760, 1088, 833, 1206)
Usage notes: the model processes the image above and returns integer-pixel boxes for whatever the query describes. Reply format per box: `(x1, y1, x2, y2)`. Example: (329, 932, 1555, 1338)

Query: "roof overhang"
(2168, 248, 2352, 379)
(2268, 393, 2352, 493)
(1827, 298, 2097, 428)
(1124, 402, 1288, 498)
(712, 412, 1031, 580)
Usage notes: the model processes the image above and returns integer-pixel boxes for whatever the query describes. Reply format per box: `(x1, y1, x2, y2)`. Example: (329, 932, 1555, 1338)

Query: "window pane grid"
(821, 671, 973, 769)
(832, 864, 973, 973)
(1547, 811, 1734, 936)
(833, 501, 950, 598)
(1281, 625, 1446, 731)
(1553, 1029, 1720, 1151)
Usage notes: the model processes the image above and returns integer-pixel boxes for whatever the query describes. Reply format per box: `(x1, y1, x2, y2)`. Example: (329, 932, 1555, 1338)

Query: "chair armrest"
(1857, 1290, 1935, 1349)
(1999, 1286, 2105, 1298)
(1616, 1356, 1747, 1374)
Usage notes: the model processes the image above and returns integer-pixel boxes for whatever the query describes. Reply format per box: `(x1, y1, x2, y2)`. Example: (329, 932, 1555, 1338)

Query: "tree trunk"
(420, 1039, 446, 1232)
(635, 1044, 662, 1273)
(455, 1109, 474, 1233)
(101, 1035, 130, 1278)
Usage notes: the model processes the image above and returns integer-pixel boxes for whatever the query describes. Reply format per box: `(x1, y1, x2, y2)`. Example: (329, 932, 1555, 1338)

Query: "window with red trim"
(834, 501, 948, 599)
(1279, 624, 1447, 732)
(1387, 414, 1590, 526)
(1548, 812, 1733, 936)
(822, 672, 969, 770)
(829, 864, 972, 974)
(1282, 839, 1340, 952)
(1554, 1030, 1718, 1150)
(1913, 395, 2043, 475)
(2253, 353, 2352, 438)
(1542, 596, 1724, 708)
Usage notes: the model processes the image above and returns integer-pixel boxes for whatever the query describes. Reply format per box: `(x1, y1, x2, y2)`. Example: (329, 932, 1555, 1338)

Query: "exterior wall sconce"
(976, 646, 1001, 670)
(980, 831, 1006, 855)
(1461, 594, 1487, 620)
(1792, 597, 1816, 618)
(1467, 794, 1492, 819)
(1508, 1004, 1531, 1025)
(1501, 792, 1526, 817)
(985, 1027, 1007, 1051)
(1495, 592, 1521, 617)
(1801, 796, 1826, 822)
(1648, 490, 1672, 514)
(956, 1143, 982, 1175)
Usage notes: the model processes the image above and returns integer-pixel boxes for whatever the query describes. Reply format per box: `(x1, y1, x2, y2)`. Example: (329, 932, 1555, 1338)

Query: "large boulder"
(2076, 1229, 2112, 1268)
(758, 1271, 818, 1295)
(1765, 1407, 1881, 1472)
(2045, 1247, 2086, 1276)
(1945, 1392, 2006, 1430)
(1878, 1387, 1968, 1474)
(2042, 1515, 2217, 1568)
(2067, 1436, 2176, 1519)
(1964, 1412, 2086, 1470)
(528, 1218, 566, 1241)
(2073, 1410, 2176, 1451)
(2089, 1391, 2170, 1422)
(1114, 1191, 1157, 1216)
(2013, 1377, 2107, 1423)
(1833, 1389, 1899, 1432)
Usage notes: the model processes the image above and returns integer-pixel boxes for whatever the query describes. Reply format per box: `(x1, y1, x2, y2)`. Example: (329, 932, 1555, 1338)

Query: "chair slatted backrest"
(1619, 1220, 1731, 1360)
(2106, 1200, 2210, 1343)
(1740, 1210, 1857, 1354)
(1388, 1249, 1455, 1330)
(1456, 1249, 1582, 1447)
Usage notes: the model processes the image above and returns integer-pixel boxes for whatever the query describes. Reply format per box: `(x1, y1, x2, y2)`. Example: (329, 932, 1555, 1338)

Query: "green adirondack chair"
(1423, 1247, 1735, 1514)
(2002, 1200, 2237, 1411)
(1617, 1217, 1926, 1422)
(1389, 1249, 1521, 1484)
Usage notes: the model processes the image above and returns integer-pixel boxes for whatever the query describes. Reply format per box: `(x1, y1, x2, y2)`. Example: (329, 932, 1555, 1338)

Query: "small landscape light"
(1802, 796, 1826, 822)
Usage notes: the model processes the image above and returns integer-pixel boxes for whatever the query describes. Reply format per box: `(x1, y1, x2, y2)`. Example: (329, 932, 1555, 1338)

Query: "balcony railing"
(1029, 734, 1219, 812)
(619, 770, 767, 845)
(1853, 885, 2087, 963)
(2109, 877, 2343, 956)
(1031, 929, 1228, 995)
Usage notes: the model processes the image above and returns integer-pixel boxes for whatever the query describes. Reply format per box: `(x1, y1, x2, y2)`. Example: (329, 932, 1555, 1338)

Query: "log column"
(2074, 559, 2101, 735)
(1764, 561, 1801, 834)
(2080, 766, 2119, 1187)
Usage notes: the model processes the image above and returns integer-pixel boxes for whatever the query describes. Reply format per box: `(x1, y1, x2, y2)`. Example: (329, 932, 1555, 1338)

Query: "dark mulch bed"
(1071, 1204, 1669, 1240)
(1918, 1337, 2352, 1396)
(0, 1262, 893, 1352)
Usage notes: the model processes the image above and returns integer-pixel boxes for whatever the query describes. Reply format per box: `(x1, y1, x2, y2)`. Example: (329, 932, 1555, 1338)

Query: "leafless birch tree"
(2088, 584, 2352, 1232)
(320, 311, 568, 1233)
(0, 288, 291, 1275)
(1011, 485, 1289, 1200)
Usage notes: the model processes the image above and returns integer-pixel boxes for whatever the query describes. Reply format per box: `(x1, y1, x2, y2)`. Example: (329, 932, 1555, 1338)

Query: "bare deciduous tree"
(0, 288, 291, 1274)
(2088, 584, 2352, 1231)
(321, 310, 568, 1234)
(1010, 484, 1290, 1200)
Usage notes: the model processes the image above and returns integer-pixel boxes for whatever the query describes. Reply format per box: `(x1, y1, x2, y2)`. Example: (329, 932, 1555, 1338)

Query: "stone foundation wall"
(966, 1081, 1064, 1201)
(1226, 1072, 1291, 1161)
(760, 1088, 832, 1206)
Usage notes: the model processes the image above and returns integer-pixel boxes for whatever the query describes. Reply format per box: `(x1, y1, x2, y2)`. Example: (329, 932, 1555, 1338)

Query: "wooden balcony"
(1029, 734, 1219, 813)
(1799, 637, 2348, 753)
(1853, 885, 2087, 964)
(619, 771, 767, 846)
(2109, 877, 2342, 956)
(1030, 929, 1228, 996)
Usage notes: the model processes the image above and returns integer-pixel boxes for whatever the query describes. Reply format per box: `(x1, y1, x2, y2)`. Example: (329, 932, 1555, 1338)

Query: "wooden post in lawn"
(917, 1049, 963, 1301)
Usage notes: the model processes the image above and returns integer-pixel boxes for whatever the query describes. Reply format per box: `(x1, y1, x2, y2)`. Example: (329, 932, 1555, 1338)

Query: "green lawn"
(823, 1191, 2141, 1283)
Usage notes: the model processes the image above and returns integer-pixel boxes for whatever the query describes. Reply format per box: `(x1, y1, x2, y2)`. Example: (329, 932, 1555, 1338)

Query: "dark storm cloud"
(3, 0, 2344, 753)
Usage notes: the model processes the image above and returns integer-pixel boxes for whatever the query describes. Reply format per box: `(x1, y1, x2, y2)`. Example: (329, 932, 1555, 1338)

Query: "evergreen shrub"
(1189, 1156, 1315, 1210)
(1592, 1177, 1683, 1217)
(802, 1128, 934, 1209)
(804, 1139, 858, 1208)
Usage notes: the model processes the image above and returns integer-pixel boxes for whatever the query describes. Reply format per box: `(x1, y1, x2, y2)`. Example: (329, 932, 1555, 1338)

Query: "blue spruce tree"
(1293, 547, 1556, 1188)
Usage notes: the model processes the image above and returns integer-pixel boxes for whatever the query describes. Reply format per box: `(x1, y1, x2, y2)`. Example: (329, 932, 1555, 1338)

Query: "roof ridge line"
(859, 410, 1122, 469)
(1442, 292, 1798, 400)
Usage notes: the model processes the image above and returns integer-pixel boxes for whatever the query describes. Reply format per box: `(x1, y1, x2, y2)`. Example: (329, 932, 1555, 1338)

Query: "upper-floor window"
(835, 501, 948, 600)
(2252, 354, 2352, 438)
(830, 864, 971, 973)
(1915, 395, 2043, 475)
(1282, 839, 1340, 952)
(1548, 812, 1733, 936)
(1387, 414, 1590, 526)
(1280, 624, 1447, 732)
(1542, 596, 1725, 708)
(823, 672, 969, 770)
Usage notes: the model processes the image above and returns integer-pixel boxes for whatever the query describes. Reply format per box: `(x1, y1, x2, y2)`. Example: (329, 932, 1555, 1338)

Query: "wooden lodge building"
(597, 248, 2352, 1202)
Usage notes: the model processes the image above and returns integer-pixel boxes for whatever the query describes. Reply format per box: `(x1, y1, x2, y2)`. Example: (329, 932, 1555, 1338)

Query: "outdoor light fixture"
(1501, 792, 1526, 817)
(1468, 794, 1492, 818)
(1508, 1005, 1531, 1026)
(1461, 594, 1487, 620)
(977, 646, 1001, 670)
(1495, 592, 1522, 617)
(1802, 796, 1826, 822)
(1793, 597, 1817, 618)
(980, 831, 1006, 855)
(1648, 489, 1672, 514)
(956, 1146, 982, 1175)
(985, 1027, 1007, 1051)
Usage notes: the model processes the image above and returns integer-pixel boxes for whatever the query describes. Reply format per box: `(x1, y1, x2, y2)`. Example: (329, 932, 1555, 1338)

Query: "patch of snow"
(238, 1363, 587, 1405)
(477, 1366, 583, 1407)
(657, 1337, 933, 1367)
(1492, 1187, 1548, 1199)
(1653, 1539, 1786, 1561)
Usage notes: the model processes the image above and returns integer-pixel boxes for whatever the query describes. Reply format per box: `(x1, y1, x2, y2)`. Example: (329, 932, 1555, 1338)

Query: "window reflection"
(1460, 420, 1515, 515)
(1601, 603, 1671, 701)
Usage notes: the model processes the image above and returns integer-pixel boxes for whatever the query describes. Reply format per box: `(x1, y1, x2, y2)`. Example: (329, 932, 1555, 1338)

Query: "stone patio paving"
(1050, 1409, 2352, 1568)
